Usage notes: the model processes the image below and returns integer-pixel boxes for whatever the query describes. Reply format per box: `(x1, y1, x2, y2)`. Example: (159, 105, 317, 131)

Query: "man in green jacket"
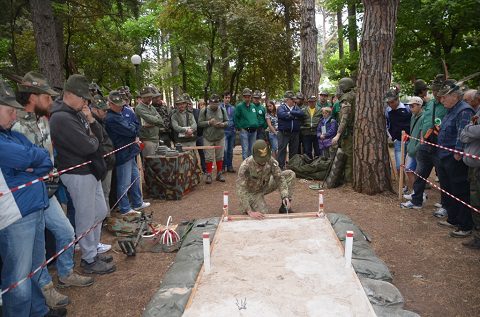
(235, 88, 259, 160)
(301, 95, 322, 158)
(253, 90, 267, 141)
(135, 86, 164, 156)
(198, 94, 228, 184)
(404, 96, 424, 194)
(317, 91, 332, 110)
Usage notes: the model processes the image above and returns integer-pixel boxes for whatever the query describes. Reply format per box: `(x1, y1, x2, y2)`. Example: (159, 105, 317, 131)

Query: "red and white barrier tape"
(0, 176, 141, 296)
(404, 134, 480, 161)
(402, 165, 479, 214)
(0, 141, 140, 198)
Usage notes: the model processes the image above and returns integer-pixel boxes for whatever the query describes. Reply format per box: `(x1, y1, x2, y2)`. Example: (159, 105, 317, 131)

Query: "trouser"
(0, 210, 49, 317)
(61, 174, 108, 262)
(239, 129, 257, 160)
(196, 136, 206, 173)
(470, 167, 480, 238)
(341, 135, 353, 183)
(142, 140, 158, 157)
(115, 158, 143, 214)
(224, 131, 236, 169)
(241, 170, 296, 214)
(437, 156, 473, 231)
(393, 139, 407, 171)
(39, 196, 75, 287)
(101, 169, 113, 212)
(278, 131, 300, 169)
(256, 127, 266, 140)
(412, 144, 446, 206)
(302, 133, 320, 159)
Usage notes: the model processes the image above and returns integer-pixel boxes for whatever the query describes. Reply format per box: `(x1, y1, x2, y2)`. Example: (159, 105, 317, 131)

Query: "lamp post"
(130, 54, 142, 91)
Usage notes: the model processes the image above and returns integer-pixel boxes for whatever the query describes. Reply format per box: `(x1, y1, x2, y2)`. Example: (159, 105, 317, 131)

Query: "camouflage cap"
(92, 94, 108, 110)
(64, 74, 92, 101)
(284, 90, 295, 99)
(0, 79, 23, 109)
(252, 90, 262, 98)
(252, 139, 271, 165)
(209, 93, 221, 104)
(307, 95, 317, 102)
(431, 74, 446, 91)
(140, 86, 156, 98)
(18, 71, 59, 96)
(436, 79, 459, 97)
(242, 88, 252, 96)
(384, 88, 399, 102)
(319, 90, 329, 96)
(295, 92, 304, 100)
(108, 90, 124, 106)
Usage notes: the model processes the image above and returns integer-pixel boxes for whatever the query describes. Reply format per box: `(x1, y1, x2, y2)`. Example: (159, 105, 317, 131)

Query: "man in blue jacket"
(105, 90, 149, 216)
(0, 79, 55, 317)
(277, 91, 305, 169)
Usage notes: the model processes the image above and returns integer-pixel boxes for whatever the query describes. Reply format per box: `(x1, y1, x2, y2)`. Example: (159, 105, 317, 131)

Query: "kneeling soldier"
(236, 140, 295, 219)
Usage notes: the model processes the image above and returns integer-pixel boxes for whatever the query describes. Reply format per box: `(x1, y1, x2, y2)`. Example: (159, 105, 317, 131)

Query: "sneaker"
(123, 209, 141, 216)
(402, 192, 427, 202)
(205, 173, 212, 184)
(41, 282, 70, 308)
(462, 237, 480, 249)
(227, 166, 236, 173)
(134, 202, 151, 211)
(438, 220, 456, 229)
(58, 272, 94, 288)
(434, 202, 442, 208)
(433, 207, 448, 218)
(97, 242, 111, 254)
(400, 201, 422, 209)
(97, 253, 113, 263)
(216, 172, 225, 182)
(402, 186, 409, 194)
(450, 229, 472, 238)
(45, 307, 67, 317)
(81, 259, 116, 275)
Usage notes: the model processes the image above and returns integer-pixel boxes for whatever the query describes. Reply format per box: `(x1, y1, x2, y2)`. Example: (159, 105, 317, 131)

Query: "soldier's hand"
(247, 210, 265, 220)
(332, 134, 340, 145)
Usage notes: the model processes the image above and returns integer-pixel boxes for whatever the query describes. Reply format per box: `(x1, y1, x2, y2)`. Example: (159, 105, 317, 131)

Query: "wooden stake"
(398, 130, 406, 200)
(137, 154, 144, 196)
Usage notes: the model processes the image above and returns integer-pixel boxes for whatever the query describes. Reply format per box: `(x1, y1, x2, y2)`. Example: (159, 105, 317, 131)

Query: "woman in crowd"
(266, 100, 279, 158)
(317, 107, 338, 159)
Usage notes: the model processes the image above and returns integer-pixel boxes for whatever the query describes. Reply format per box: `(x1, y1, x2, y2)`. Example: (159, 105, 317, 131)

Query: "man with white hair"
(464, 89, 479, 111)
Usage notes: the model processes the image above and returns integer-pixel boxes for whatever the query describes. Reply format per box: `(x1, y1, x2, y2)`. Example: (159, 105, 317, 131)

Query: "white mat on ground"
(183, 217, 376, 317)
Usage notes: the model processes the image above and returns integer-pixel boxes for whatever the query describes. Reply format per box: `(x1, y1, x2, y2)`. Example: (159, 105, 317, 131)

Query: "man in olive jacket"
(135, 86, 164, 156)
(198, 94, 228, 184)
(301, 95, 323, 158)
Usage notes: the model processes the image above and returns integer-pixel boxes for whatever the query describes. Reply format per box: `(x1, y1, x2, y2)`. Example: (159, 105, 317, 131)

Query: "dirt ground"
(60, 148, 480, 317)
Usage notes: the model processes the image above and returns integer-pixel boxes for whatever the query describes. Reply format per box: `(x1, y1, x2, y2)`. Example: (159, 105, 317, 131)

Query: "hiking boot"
(227, 166, 236, 173)
(437, 220, 456, 229)
(97, 242, 111, 254)
(45, 307, 67, 317)
(97, 253, 113, 263)
(462, 237, 480, 250)
(81, 258, 116, 275)
(400, 201, 422, 209)
(279, 203, 288, 214)
(450, 229, 472, 238)
(216, 172, 225, 182)
(433, 207, 447, 218)
(134, 202, 151, 211)
(58, 272, 94, 288)
(205, 173, 212, 184)
(41, 282, 70, 308)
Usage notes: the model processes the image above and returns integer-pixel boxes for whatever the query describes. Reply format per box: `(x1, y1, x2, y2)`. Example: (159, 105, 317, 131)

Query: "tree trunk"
(178, 50, 187, 93)
(337, 9, 345, 76)
(347, 1, 358, 52)
(284, 1, 294, 91)
(170, 44, 180, 99)
(353, 0, 399, 194)
(219, 16, 229, 93)
(300, 0, 319, 97)
(204, 21, 217, 101)
(29, 0, 64, 88)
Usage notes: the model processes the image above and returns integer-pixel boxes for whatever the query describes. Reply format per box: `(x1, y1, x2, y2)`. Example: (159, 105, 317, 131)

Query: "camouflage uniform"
(12, 110, 53, 159)
(336, 79, 356, 183)
(155, 103, 173, 147)
(236, 156, 295, 214)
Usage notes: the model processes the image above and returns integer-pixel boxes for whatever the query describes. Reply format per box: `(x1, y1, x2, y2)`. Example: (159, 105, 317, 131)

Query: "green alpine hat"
(431, 74, 445, 91)
(308, 95, 317, 102)
(108, 90, 124, 106)
(18, 71, 59, 96)
(436, 79, 458, 97)
(0, 79, 23, 109)
(64, 74, 92, 101)
(182, 93, 192, 105)
(242, 88, 252, 96)
(252, 90, 262, 98)
(295, 92, 304, 100)
(384, 88, 399, 102)
(140, 86, 156, 98)
(209, 93, 221, 104)
(284, 90, 295, 99)
(252, 139, 271, 165)
(175, 96, 185, 104)
(92, 94, 108, 110)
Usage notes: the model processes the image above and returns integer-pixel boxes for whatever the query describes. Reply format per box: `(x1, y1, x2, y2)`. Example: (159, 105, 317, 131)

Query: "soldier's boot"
(42, 282, 70, 308)
(58, 272, 94, 288)
(205, 173, 212, 184)
(279, 199, 293, 214)
(216, 172, 225, 182)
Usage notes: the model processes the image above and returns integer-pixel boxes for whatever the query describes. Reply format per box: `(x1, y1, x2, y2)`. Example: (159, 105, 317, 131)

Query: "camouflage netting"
(144, 151, 201, 200)
(142, 218, 220, 317)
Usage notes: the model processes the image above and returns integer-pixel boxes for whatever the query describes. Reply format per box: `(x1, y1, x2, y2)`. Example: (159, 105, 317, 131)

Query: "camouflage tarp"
(287, 154, 332, 180)
(144, 151, 201, 200)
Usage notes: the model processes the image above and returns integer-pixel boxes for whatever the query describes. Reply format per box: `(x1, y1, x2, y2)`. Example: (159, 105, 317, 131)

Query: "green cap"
(175, 96, 185, 104)
(18, 71, 59, 96)
(140, 86, 156, 98)
(295, 92, 304, 100)
(0, 79, 23, 109)
(242, 88, 252, 96)
(414, 79, 429, 93)
(252, 90, 262, 98)
(108, 90, 124, 106)
(64, 74, 92, 101)
(252, 140, 271, 165)
(209, 93, 221, 104)
(92, 94, 108, 110)
(284, 91, 295, 99)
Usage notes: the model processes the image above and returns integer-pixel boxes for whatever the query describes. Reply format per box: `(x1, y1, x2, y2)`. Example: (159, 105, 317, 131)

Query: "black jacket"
(93, 113, 116, 170)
